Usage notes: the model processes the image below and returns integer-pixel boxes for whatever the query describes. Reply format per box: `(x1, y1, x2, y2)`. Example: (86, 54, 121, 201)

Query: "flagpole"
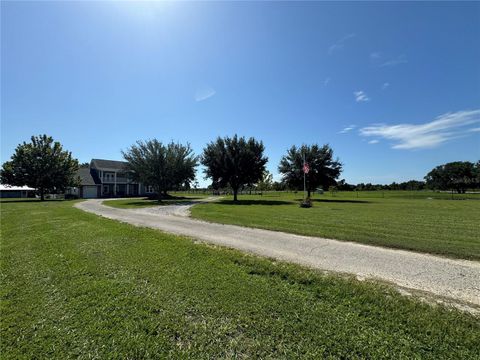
(303, 152, 306, 200)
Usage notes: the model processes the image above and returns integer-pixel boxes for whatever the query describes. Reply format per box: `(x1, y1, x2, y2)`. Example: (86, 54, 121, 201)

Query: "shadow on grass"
(145, 196, 202, 201)
(217, 199, 292, 206)
(307, 198, 372, 204)
(106, 196, 203, 207)
(116, 201, 158, 207)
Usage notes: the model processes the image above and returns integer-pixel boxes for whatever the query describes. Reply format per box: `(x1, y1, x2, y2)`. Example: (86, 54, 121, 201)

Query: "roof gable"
(77, 168, 100, 186)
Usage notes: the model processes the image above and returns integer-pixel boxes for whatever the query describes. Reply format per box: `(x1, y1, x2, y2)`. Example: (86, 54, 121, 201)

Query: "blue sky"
(2, 1, 479, 186)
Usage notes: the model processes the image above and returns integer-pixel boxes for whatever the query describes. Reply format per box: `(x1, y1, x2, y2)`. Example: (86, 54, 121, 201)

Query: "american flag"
(303, 162, 310, 174)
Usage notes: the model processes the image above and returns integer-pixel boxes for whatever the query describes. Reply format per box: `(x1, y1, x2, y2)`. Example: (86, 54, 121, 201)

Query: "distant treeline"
(335, 180, 427, 191)
(204, 180, 428, 193)
(202, 161, 480, 194)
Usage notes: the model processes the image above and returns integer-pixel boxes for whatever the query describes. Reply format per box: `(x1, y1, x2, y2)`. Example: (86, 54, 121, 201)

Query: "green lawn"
(191, 191, 480, 260)
(1, 200, 479, 358)
(103, 194, 209, 209)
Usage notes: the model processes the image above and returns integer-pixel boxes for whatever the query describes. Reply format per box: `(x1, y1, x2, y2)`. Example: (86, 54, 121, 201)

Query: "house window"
(146, 186, 154, 193)
(103, 185, 109, 194)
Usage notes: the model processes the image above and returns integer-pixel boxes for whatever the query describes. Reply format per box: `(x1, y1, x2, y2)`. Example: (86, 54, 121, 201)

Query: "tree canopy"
(278, 144, 342, 197)
(201, 135, 268, 201)
(0, 135, 79, 200)
(122, 140, 198, 201)
(425, 161, 478, 193)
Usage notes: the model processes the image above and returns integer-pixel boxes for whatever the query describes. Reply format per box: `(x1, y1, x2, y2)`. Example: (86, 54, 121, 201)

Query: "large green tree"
(122, 140, 197, 201)
(201, 135, 268, 201)
(425, 161, 478, 193)
(0, 135, 79, 201)
(278, 144, 342, 197)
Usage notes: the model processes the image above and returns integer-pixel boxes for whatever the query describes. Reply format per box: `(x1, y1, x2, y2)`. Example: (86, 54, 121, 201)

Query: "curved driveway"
(75, 199, 480, 311)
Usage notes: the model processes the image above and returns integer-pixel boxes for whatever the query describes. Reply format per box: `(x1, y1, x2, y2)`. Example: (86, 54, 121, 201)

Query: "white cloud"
(370, 52, 381, 60)
(324, 77, 331, 86)
(380, 54, 407, 67)
(339, 124, 356, 134)
(354, 91, 370, 102)
(359, 109, 480, 150)
(328, 33, 356, 55)
(469, 127, 480, 132)
(368, 140, 379, 144)
(194, 86, 216, 102)
(382, 82, 390, 90)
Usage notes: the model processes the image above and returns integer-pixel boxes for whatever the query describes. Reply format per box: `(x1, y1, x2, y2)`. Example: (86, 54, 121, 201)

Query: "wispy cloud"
(370, 52, 407, 67)
(339, 124, 356, 134)
(382, 82, 390, 90)
(323, 77, 331, 87)
(354, 91, 370, 102)
(328, 33, 356, 55)
(194, 86, 216, 102)
(359, 110, 480, 150)
(380, 54, 407, 67)
(368, 139, 379, 144)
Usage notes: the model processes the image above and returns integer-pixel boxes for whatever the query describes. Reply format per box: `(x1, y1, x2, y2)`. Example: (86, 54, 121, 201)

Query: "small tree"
(329, 185, 338, 196)
(272, 181, 287, 191)
(122, 140, 197, 202)
(425, 161, 477, 194)
(256, 170, 274, 192)
(201, 135, 268, 202)
(278, 144, 342, 197)
(0, 135, 79, 201)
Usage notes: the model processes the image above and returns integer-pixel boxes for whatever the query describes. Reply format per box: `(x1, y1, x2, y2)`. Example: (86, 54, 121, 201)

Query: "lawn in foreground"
(190, 191, 480, 260)
(1, 200, 479, 358)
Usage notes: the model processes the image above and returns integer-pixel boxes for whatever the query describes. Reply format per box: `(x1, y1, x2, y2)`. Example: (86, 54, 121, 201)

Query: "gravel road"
(75, 199, 480, 311)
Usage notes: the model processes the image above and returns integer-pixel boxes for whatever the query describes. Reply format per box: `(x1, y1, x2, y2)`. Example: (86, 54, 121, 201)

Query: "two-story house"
(68, 159, 154, 198)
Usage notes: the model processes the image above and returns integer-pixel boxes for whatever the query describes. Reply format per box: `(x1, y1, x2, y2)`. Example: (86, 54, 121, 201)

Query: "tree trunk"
(233, 188, 238, 202)
(40, 188, 45, 201)
(307, 189, 311, 198)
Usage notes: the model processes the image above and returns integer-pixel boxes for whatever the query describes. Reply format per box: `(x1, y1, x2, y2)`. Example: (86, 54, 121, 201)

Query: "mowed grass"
(1, 200, 479, 358)
(103, 194, 208, 209)
(191, 191, 480, 260)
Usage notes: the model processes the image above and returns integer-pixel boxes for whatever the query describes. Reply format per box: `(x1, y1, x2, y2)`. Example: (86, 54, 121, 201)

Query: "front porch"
(101, 183, 141, 197)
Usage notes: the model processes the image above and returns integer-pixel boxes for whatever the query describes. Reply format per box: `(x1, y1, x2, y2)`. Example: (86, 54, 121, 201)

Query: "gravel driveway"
(75, 199, 480, 311)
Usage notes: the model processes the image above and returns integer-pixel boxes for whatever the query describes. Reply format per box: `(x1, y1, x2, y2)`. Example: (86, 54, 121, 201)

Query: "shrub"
(300, 197, 312, 208)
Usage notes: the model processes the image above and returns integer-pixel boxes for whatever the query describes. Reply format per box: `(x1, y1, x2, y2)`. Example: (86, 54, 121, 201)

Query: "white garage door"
(83, 186, 98, 198)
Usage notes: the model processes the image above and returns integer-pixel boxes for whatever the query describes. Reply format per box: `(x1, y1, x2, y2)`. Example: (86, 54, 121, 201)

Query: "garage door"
(83, 186, 98, 198)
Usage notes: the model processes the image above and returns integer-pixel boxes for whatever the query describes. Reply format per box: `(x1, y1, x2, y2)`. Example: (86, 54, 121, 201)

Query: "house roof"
(77, 168, 101, 186)
(91, 159, 129, 171)
(0, 184, 35, 191)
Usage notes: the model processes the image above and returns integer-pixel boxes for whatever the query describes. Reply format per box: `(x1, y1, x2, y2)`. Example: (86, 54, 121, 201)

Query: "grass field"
(1, 200, 479, 358)
(103, 194, 206, 209)
(190, 191, 480, 260)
